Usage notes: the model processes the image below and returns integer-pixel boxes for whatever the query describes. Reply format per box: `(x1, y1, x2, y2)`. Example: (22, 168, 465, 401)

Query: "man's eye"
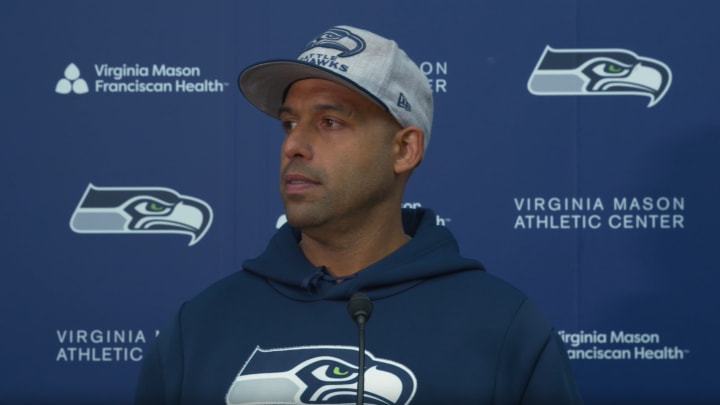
(282, 120, 297, 131)
(322, 118, 339, 128)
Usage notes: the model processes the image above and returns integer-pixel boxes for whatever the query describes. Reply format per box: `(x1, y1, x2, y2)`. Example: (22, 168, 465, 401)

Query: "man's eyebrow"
(278, 106, 294, 116)
(277, 103, 353, 117)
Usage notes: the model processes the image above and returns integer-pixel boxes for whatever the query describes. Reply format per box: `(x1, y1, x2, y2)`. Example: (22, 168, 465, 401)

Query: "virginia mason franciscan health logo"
(55, 62, 229, 94)
(527, 46, 672, 107)
(70, 184, 213, 246)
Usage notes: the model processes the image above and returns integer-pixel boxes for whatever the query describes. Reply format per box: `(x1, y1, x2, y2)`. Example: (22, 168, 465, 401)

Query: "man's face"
(278, 78, 401, 231)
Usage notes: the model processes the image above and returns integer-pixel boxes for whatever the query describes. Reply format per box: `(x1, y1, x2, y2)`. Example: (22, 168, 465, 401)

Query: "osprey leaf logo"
(528, 45, 672, 107)
(226, 345, 417, 405)
(69, 183, 213, 246)
(56, 63, 89, 95)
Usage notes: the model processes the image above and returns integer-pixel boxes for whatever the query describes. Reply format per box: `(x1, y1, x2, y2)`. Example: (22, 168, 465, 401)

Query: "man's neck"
(298, 216, 410, 278)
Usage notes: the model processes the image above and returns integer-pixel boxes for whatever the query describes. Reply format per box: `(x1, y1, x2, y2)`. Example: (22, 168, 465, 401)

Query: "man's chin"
(283, 209, 320, 229)
(282, 197, 335, 228)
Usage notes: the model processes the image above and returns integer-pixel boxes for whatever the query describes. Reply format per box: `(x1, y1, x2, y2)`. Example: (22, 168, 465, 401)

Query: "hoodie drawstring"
(301, 266, 358, 293)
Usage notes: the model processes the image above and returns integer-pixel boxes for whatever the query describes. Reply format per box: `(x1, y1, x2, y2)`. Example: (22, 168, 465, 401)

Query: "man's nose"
(281, 122, 314, 160)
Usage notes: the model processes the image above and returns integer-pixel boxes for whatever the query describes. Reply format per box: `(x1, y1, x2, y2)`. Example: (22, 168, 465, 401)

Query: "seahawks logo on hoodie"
(226, 345, 417, 404)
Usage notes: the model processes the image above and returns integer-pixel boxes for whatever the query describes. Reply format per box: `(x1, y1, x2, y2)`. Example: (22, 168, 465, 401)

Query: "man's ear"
(393, 125, 424, 175)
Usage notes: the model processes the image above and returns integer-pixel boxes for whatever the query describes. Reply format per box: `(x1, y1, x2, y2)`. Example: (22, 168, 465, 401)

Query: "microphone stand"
(348, 293, 373, 405)
(356, 312, 367, 405)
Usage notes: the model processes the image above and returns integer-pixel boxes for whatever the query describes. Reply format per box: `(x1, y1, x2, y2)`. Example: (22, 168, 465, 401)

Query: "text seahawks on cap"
(238, 25, 433, 150)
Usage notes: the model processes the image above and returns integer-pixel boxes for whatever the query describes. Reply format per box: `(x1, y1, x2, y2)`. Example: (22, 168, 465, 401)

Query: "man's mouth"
(284, 174, 320, 193)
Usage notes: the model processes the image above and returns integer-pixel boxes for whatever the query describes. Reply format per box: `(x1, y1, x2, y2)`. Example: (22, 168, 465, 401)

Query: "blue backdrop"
(2, 0, 718, 403)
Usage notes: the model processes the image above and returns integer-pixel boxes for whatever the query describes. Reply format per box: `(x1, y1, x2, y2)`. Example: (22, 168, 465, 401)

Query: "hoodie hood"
(242, 208, 485, 301)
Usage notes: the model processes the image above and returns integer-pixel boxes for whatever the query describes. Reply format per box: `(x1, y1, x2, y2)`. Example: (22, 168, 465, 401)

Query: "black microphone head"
(348, 292, 373, 323)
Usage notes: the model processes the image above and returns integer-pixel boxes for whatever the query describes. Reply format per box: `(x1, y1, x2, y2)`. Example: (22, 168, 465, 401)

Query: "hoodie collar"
(242, 208, 484, 302)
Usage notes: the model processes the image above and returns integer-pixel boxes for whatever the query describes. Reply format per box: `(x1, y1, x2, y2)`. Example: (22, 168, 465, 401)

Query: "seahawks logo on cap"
(69, 183, 213, 246)
(302, 27, 366, 58)
(226, 345, 417, 404)
(528, 46, 672, 107)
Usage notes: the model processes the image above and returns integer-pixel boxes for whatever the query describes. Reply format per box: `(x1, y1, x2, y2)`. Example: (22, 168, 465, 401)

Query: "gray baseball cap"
(238, 25, 433, 150)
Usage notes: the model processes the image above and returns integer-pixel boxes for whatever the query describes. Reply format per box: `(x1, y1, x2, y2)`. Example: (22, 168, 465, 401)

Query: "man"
(135, 25, 581, 404)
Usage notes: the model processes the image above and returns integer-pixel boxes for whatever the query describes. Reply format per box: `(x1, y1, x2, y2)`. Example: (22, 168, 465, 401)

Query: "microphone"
(348, 292, 373, 405)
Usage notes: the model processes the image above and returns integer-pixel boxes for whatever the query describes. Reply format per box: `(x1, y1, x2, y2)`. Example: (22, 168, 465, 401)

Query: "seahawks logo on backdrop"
(226, 346, 417, 405)
(527, 46, 672, 107)
(302, 27, 366, 58)
(69, 183, 213, 246)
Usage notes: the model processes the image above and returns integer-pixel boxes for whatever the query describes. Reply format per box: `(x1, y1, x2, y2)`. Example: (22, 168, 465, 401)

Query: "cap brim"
(237, 60, 388, 119)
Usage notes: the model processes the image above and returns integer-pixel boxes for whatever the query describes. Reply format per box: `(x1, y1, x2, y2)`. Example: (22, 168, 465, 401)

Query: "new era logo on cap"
(398, 93, 412, 112)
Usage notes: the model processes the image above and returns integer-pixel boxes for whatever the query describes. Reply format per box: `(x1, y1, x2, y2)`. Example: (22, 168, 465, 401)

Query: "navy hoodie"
(135, 208, 581, 404)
